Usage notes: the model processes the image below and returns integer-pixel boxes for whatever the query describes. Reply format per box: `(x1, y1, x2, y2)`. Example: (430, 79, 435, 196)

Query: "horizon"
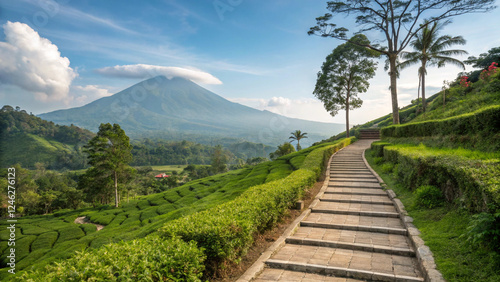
(1, 0, 499, 125)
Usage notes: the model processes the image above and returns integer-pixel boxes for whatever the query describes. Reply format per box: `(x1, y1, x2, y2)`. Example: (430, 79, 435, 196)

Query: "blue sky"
(1, 0, 499, 125)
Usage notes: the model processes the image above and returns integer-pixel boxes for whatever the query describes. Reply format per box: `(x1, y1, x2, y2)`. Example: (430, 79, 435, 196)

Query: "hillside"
(0, 106, 94, 169)
(39, 76, 344, 147)
(0, 137, 354, 280)
(364, 68, 500, 281)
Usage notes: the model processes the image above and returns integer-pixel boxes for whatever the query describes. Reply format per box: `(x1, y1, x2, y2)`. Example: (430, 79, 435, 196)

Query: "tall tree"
(211, 145, 228, 174)
(399, 21, 467, 112)
(84, 123, 134, 207)
(269, 142, 296, 160)
(289, 130, 308, 151)
(309, 0, 496, 124)
(314, 34, 379, 137)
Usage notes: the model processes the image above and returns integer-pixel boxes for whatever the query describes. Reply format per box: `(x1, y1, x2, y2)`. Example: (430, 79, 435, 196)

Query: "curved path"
(240, 140, 440, 282)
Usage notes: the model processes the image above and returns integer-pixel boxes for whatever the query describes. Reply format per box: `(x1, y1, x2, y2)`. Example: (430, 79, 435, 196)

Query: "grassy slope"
(0, 144, 319, 279)
(366, 150, 500, 281)
(361, 73, 500, 280)
(0, 133, 74, 167)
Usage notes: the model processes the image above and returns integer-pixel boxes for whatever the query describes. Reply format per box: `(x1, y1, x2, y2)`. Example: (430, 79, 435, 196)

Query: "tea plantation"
(1, 137, 354, 280)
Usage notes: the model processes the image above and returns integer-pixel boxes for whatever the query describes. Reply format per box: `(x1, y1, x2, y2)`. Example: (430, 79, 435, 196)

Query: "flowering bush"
(460, 76, 471, 87)
(479, 62, 498, 80)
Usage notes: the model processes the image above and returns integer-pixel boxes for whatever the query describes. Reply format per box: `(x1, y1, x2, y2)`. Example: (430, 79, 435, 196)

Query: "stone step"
(330, 176, 376, 180)
(329, 182, 381, 188)
(325, 188, 387, 196)
(315, 200, 397, 213)
(265, 260, 423, 282)
(286, 237, 415, 257)
(330, 178, 379, 183)
(321, 193, 392, 203)
(254, 268, 367, 281)
(311, 209, 400, 218)
(267, 244, 423, 280)
(292, 226, 411, 248)
(320, 198, 394, 206)
(330, 169, 371, 172)
(300, 221, 407, 235)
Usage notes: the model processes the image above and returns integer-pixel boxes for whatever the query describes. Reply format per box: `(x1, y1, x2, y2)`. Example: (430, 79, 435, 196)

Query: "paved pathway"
(251, 140, 424, 282)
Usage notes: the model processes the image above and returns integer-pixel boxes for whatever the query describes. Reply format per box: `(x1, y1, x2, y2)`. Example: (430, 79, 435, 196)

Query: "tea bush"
(16, 236, 205, 281)
(414, 185, 445, 209)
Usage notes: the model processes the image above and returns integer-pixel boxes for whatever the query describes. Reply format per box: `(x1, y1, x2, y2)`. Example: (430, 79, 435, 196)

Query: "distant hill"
(0, 106, 94, 169)
(39, 76, 344, 146)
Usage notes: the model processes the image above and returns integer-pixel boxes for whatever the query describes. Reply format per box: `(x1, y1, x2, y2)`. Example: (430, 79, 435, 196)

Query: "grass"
(0, 145, 316, 280)
(366, 148, 500, 281)
(0, 133, 75, 168)
(149, 164, 188, 173)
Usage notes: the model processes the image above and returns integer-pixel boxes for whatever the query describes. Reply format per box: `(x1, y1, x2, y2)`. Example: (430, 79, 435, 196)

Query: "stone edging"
(236, 147, 346, 282)
(362, 149, 445, 282)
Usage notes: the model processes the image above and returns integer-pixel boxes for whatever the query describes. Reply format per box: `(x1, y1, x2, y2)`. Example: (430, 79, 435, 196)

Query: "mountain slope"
(39, 76, 343, 146)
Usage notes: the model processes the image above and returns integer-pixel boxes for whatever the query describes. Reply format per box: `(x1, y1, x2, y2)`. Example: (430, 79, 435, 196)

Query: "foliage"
(314, 34, 378, 137)
(16, 236, 205, 281)
(158, 137, 355, 275)
(289, 130, 308, 151)
(269, 142, 296, 160)
(465, 211, 500, 252)
(399, 20, 467, 112)
(0, 140, 318, 279)
(381, 105, 500, 144)
(414, 185, 445, 209)
(372, 142, 500, 212)
(308, 0, 495, 124)
(465, 46, 500, 82)
(366, 149, 500, 281)
(83, 123, 134, 207)
(211, 145, 228, 174)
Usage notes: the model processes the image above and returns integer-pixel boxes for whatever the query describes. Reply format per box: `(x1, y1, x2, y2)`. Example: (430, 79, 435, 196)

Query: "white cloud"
(0, 21, 77, 102)
(95, 64, 222, 85)
(72, 85, 113, 105)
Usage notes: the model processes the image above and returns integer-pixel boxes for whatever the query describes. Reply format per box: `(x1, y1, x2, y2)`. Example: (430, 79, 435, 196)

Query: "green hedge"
(158, 137, 355, 272)
(16, 236, 205, 282)
(381, 105, 500, 139)
(378, 144, 499, 212)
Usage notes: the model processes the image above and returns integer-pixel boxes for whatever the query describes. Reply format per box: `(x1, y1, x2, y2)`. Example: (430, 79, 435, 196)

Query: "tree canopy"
(314, 34, 379, 137)
(83, 123, 134, 207)
(399, 21, 467, 112)
(289, 130, 308, 151)
(309, 0, 496, 124)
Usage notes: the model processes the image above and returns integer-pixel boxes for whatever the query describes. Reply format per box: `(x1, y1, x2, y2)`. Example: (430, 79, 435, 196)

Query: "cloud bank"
(95, 64, 222, 85)
(0, 21, 77, 102)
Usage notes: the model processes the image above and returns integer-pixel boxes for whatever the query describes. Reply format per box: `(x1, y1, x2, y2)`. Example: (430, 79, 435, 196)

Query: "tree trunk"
(389, 54, 400, 124)
(114, 171, 119, 208)
(421, 61, 427, 112)
(346, 91, 350, 138)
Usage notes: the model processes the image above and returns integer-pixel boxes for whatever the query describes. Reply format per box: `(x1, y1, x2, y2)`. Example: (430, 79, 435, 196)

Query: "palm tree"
(289, 130, 308, 151)
(399, 21, 467, 112)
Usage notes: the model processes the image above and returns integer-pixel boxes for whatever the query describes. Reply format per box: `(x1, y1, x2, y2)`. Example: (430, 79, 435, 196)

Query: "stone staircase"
(246, 140, 427, 282)
(359, 129, 380, 139)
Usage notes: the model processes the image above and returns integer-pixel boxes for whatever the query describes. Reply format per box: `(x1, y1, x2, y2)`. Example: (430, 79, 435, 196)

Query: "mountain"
(39, 76, 344, 146)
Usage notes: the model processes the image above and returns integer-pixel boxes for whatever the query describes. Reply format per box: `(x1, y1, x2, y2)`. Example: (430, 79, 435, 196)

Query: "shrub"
(381, 162, 394, 174)
(414, 185, 445, 209)
(381, 144, 500, 212)
(15, 236, 206, 282)
(465, 211, 500, 252)
(381, 105, 500, 139)
(158, 137, 355, 274)
(31, 232, 58, 251)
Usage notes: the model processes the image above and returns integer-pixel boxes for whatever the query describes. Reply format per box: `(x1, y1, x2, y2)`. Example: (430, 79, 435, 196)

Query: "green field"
(0, 141, 330, 279)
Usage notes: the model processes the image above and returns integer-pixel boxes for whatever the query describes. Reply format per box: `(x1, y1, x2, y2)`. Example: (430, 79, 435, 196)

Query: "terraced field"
(0, 145, 316, 279)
